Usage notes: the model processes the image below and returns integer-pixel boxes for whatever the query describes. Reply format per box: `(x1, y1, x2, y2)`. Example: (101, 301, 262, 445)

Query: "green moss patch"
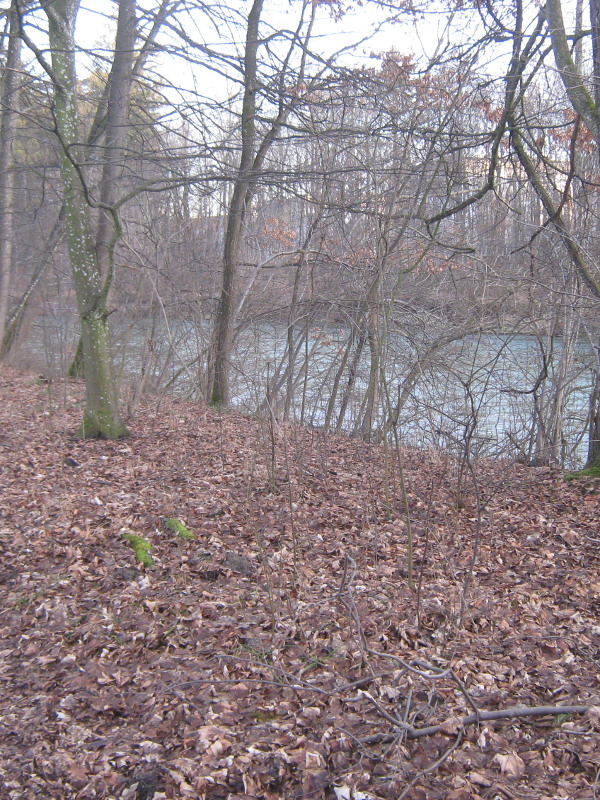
(122, 533, 153, 566)
(163, 517, 196, 540)
(565, 465, 600, 480)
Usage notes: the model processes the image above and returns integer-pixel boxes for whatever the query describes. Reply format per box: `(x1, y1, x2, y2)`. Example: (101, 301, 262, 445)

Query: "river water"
(17, 313, 596, 468)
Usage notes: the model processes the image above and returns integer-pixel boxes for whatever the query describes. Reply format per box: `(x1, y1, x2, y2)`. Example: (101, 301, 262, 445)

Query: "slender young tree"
(0, 0, 21, 352)
(432, 0, 600, 467)
(210, 0, 264, 407)
(209, 0, 320, 406)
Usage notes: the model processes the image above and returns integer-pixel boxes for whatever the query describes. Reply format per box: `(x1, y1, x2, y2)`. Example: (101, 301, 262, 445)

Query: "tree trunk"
(586, 343, 600, 469)
(336, 326, 367, 433)
(209, 0, 317, 407)
(44, 0, 127, 438)
(210, 0, 264, 407)
(323, 328, 354, 432)
(0, 1, 21, 352)
(357, 310, 382, 440)
(542, 0, 600, 466)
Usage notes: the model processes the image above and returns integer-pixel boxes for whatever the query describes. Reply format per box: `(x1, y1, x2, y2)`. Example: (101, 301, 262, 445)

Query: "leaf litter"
(0, 366, 599, 799)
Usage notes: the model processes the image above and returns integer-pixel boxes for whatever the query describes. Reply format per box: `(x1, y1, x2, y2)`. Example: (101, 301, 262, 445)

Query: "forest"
(0, 0, 599, 798)
(0, 0, 597, 465)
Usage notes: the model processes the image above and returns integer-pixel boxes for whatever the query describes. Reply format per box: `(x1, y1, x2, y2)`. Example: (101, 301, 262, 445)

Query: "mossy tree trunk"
(43, 0, 127, 438)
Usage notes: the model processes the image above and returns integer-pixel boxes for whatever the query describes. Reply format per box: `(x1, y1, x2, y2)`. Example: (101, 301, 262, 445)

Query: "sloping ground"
(0, 365, 599, 800)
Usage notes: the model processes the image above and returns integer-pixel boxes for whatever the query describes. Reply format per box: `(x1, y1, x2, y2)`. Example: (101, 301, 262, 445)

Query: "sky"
(72, 0, 445, 72)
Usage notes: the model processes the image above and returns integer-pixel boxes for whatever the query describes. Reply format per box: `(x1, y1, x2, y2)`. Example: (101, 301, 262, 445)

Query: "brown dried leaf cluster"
(1, 366, 599, 799)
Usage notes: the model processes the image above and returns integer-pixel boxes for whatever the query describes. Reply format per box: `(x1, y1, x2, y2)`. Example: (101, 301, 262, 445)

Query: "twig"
(416, 491, 433, 627)
(377, 685, 412, 759)
(338, 554, 370, 657)
(163, 660, 396, 700)
(336, 727, 384, 761)
(337, 554, 356, 595)
(212, 652, 392, 695)
(483, 784, 517, 799)
(369, 649, 482, 717)
(448, 667, 480, 716)
(367, 648, 453, 679)
(214, 652, 330, 694)
(335, 672, 395, 692)
(356, 689, 415, 733)
(163, 676, 327, 694)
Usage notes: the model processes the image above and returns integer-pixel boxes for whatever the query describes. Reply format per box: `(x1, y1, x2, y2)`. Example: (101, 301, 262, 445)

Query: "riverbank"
(1, 365, 599, 799)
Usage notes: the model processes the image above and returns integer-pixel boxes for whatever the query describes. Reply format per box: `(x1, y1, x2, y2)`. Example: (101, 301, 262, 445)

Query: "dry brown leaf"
(468, 771, 492, 787)
(494, 752, 526, 777)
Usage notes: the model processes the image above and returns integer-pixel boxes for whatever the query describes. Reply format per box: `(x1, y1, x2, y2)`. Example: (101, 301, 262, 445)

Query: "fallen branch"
(361, 697, 589, 739)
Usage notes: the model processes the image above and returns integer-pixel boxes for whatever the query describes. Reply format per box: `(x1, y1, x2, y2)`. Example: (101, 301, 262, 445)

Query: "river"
(16, 313, 596, 468)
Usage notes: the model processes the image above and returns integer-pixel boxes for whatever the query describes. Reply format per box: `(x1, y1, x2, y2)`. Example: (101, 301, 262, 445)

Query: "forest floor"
(1, 365, 599, 800)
